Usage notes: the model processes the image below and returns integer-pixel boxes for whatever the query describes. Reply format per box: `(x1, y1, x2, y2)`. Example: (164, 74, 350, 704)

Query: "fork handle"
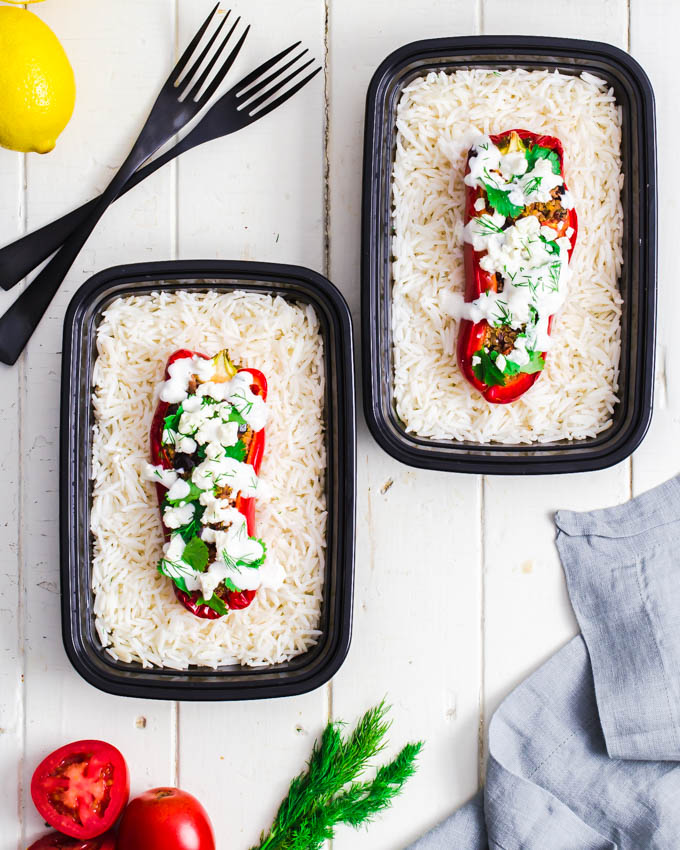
(0, 140, 190, 292)
(0, 148, 146, 365)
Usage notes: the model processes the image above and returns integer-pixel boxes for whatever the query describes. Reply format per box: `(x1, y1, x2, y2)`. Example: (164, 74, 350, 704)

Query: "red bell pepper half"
(150, 349, 267, 619)
(458, 129, 578, 404)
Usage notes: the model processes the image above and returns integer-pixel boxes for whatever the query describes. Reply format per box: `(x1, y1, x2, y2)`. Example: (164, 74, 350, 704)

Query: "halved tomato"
(31, 741, 129, 839)
(28, 830, 116, 849)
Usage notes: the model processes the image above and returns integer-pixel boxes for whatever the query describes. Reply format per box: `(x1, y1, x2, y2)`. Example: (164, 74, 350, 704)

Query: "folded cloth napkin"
(409, 475, 680, 850)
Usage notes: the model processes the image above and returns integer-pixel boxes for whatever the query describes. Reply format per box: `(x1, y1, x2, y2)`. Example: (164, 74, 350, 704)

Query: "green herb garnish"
(223, 441, 247, 462)
(539, 234, 560, 255)
(524, 144, 561, 176)
(472, 348, 506, 387)
(519, 350, 546, 374)
(493, 300, 513, 327)
(483, 183, 523, 218)
(177, 504, 206, 543)
(181, 536, 209, 572)
(504, 359, 521, 377)
(197, 594, 229, 616)
(164, 480, 203, 508)
(162, 405, 183, 436)
(253, 702, 423, 850)
(227, 408, 247, 426)
(157, 558, 191, 593)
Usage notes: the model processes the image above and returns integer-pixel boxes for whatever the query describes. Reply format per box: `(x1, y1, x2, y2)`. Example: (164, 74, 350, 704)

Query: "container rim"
(361, 35, 657, 475)
(60, 259, 356, 700)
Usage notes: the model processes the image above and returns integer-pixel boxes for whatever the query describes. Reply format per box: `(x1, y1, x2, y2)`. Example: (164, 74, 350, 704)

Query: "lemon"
(0, 7, 75, 154)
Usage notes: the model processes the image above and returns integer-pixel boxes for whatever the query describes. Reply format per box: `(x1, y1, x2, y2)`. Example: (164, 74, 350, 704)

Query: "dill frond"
(253, 703, 423, 850)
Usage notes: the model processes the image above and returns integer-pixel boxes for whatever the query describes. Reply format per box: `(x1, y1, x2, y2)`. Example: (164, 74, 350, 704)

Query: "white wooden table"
(0, 0, 673, 847)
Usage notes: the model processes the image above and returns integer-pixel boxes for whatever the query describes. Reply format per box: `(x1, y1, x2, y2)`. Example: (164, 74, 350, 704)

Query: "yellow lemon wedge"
(0, 7, 75, 154)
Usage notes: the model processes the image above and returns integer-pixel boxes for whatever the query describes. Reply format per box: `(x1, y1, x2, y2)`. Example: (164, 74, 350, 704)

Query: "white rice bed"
(91, 290, 327, 669)
(391, 68, 624, 443)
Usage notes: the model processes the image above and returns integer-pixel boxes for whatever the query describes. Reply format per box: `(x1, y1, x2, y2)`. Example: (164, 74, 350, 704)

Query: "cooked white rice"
(90, 289, 326, 669)
(391, 69, 624, 443)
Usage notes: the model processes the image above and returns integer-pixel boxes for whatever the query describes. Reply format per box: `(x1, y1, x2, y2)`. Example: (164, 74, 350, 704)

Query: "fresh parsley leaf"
(483, 183, 523, 218)
(164, 480, 203, 508)
(197, 594, 229, 616)
(519, 350, 546, 374)
(234, 538, 267, 572)
(504, 359, 521, 377)
(225, 578, 240, 592)
(238, 553, 265, 571)
(177, 504, 206, 542)
(227, 408, 247, 426)
(539, 234, 560, 255)
(224, 442, 247, 462)
(471, 349, 506, 387)
(163, 405, 183, 435)
(524, 144, 561, 176)
(157, 559, 188, 593)
(181, 537, 209, 572)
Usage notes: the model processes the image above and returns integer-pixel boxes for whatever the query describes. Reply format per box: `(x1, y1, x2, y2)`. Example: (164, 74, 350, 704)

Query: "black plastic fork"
(0, 44, 320, 295)
(0, 4, 248, 366)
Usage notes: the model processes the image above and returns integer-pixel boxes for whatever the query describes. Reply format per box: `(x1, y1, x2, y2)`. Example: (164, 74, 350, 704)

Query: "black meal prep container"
(362, 36, 657, 474)
(61, 260, 356, 700)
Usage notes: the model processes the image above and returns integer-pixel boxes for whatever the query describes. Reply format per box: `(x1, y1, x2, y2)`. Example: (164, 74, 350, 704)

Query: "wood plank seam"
(478, 475, 486, 788)
(322, 7, 333, 847)
(478, 0, 486, 796)
(323, 0, 331, 276)
(17, 149, 28, 850)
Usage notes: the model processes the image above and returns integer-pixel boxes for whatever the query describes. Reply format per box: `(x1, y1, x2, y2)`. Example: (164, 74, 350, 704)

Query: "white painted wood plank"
(331, 457, 483, 849)
(175, 2, 327, 269)
(480, 0, 632, 732)
(629, 0, 679, 496)
(16, 2, 178, 844)
(0, 151, 23, 850)
(481, 465, 630, 718)
(327, 2, 482, 847)
(175, 2, 332, 847)
(482, 0, 628, 41)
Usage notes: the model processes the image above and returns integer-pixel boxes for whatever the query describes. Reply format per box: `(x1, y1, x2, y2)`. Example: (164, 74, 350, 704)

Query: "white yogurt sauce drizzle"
(151, 354, 279, 602)
(446, 134, 574, 362)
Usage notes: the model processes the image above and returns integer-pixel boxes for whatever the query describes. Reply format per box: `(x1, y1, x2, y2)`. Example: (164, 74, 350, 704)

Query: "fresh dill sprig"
(253, 703, 423, 850)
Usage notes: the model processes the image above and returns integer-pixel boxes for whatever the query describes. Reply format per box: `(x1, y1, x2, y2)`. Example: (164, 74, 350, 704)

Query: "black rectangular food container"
(362, 36, 657, 474)
(61, 260, 355, 700)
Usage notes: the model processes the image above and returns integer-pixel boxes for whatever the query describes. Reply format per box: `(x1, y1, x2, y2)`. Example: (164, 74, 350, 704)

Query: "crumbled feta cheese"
(163, 502, 195, 529)
(143, 464, 180, 488)
(166, 478, 191, 502)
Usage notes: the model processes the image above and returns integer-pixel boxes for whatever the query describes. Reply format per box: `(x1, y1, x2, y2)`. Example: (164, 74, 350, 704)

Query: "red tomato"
(28, 830, 116, 850)
(116, 788, 215, 850)
(31, 741, 129, 839)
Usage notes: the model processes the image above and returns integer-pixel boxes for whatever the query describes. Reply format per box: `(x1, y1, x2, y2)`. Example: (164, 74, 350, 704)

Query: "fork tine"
(190, 21, 250, 104)
(176, 10, 229, 90)
(241, 58, 316, 114)
(170, 2, 220, 85)
(236, 49, 308, 101)
(245, 67, 321, 120)
(230, 42, 301, 96)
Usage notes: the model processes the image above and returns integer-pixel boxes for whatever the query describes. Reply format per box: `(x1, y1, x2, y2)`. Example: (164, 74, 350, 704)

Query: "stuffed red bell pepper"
(145, 348, 272, 619)
(453, 128, 578, 404)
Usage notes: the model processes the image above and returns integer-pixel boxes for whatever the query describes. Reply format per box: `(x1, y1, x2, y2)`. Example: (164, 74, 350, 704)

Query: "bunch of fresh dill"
(252, 702, 423, 850)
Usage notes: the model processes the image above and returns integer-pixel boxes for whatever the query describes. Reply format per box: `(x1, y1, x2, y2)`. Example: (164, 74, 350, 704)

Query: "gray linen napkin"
(409, 475, 680, 850)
